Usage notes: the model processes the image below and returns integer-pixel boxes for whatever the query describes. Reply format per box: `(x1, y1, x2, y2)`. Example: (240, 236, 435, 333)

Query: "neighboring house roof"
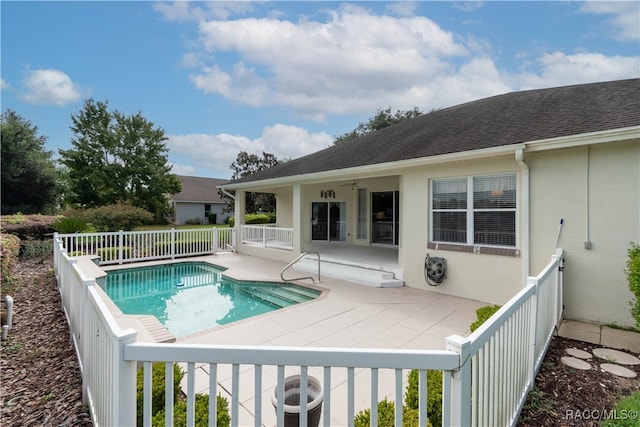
(226, 78, 639, 186)
(172, 176, 227, 203)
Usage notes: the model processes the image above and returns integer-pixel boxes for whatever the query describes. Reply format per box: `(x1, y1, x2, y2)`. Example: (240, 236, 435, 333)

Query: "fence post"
(171, 228, 176, 260)
(262, 224, 267, 248)
(114, 332, 138, 426)
(527, 276, 539, 390)
(445, 334, 472, 427)
(212, 227, 218, 255)
(118, 230, 124, 265)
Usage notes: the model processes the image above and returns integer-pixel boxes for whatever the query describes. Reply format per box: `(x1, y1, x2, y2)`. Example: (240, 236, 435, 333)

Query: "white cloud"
(20, 69, 84, 106)
(171, 3, 638, 122)
(154, 1, 253, 22)
(189, 5, 469, 116)
(517, 52, 640, 90)
(0, 79, 9, 90)
(167, 125, 333, 178)
(579, 1, 640, 41)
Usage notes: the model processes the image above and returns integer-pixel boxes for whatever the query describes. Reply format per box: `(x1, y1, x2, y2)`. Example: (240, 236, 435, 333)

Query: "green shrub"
(354, 398, 424, 427)
(0, 233, 20, 285)
(602, 391, 640, 427)
(97, 246, 132, 262)
(76, 203, 154, 231)
(245, 213, 271, 224)
(470, 304, 502, 332)
(627, 243, 640, 329)
(207, 213, 217, 224)
(404, 370, 442, 427)
(52, 217, 96, 234)
(136, 363, 184, 426)
(151, 393, 230, 427)
(0, 214, 58, 240)
(20, 238, 53, 260)
(185, 217, 203, 225)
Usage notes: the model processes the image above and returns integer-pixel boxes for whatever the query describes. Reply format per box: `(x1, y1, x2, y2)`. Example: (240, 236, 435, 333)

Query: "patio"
(172, 253, 485, 426)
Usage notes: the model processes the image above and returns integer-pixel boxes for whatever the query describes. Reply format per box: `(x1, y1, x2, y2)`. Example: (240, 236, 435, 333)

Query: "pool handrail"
(281, 251, 320, 283)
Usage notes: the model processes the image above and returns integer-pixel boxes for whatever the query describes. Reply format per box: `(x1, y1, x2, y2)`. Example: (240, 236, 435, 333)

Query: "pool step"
(239, 285, 318, 309)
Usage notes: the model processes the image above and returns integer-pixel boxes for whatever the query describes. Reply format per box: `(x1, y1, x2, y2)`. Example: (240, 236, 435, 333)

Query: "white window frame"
(430, 173, 518, 248)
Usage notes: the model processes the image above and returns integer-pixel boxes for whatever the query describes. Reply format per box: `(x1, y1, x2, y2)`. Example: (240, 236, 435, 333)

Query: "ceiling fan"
(338, 180, 359, 190)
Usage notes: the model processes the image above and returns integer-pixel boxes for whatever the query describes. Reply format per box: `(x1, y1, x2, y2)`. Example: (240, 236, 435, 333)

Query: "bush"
(136, 363, 184, 426)
(20, 238, 53, 260)
(97, 246, 133, 262)
(52, 217, 97, 234)
(152, 393, 230, 427)
(354, 398, 424, 427)
(0, 233, 20, 285)
(627, 242, 640, 329)
(470, 304, 502, 332)
(136, 362, 230, 427)
(245, 213, 271, 224)
(185, 217, 203, 225)
(207, 213, 217, 224)
(405, 370, 442, 427)
(72, 203, 154, 231)
(0, 214, 58, 240)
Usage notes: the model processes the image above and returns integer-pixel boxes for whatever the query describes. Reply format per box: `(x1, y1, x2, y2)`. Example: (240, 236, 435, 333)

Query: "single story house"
(219, 78, 640, 328)
(171, 175, 232, 225)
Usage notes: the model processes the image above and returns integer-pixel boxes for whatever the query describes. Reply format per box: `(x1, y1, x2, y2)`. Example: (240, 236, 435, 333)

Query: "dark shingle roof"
(172, 175, 227, 203)
(229, 78, 640, 185)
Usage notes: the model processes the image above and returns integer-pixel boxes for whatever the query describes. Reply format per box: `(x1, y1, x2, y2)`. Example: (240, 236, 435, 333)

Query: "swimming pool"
(101, 262, 320, 338)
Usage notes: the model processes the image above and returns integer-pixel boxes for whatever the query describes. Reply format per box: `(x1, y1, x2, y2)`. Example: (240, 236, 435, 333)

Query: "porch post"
(292, 184, 302, 255)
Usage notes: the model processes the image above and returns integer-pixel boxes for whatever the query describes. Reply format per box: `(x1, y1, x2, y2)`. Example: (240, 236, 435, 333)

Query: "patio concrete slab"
(172, 253, 486, 426)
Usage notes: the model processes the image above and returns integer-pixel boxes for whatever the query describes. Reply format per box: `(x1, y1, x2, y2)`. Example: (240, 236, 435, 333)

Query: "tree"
(222, 151, 279, 214)
(59, 99, 181, 221)
(1, 110, 59, 214)
(333, 106, 423, 144)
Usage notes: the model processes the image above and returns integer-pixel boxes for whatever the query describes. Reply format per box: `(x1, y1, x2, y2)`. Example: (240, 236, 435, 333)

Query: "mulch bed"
(1, 256, 638, 426)
(1, 257, 92, 427)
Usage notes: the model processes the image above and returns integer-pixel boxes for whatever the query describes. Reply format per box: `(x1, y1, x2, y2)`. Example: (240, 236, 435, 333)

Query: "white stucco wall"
(529, 140, 640, 327)
(400, 155, 523, 305)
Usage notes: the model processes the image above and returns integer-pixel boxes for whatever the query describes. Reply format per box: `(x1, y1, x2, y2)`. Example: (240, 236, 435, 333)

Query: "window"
(431, 174, 516, 247)
(204, 204, 211, 216)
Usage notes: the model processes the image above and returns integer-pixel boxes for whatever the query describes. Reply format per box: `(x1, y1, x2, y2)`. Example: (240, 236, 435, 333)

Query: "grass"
(602, 391, 640, 427)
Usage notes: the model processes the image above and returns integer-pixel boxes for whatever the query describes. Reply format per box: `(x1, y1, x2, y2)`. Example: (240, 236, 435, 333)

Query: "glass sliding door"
(371, 191, 399, 245)
(311, 202, 346, 242)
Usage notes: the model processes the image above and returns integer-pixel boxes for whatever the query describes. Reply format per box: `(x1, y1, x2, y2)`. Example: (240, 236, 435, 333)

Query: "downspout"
(219, 187, 236, 201)
(219, 186, 239, 230)
(516, 149, 530, 288)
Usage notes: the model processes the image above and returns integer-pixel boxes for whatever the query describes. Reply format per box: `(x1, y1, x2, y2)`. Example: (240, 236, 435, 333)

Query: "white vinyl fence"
(54, 233, 563, 427)
(55, 227, 236, 265)
(240, 224, 294, 250)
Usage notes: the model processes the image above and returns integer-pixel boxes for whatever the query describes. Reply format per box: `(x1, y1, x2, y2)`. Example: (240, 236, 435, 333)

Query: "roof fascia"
(219, 126, 639, 190)
(523, 126, 640, 153)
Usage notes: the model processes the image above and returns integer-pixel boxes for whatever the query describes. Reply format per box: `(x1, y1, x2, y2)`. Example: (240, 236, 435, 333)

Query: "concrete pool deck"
(156, 253, 488, 426)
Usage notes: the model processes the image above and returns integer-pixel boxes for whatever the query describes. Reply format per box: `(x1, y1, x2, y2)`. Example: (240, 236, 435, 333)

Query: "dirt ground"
(1, 256, 638, 427)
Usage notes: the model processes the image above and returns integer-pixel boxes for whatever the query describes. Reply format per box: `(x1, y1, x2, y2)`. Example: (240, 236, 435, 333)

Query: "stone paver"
(561, 356, 592, 370)
(593, 348, 640, 365)
(565, 347, 592, 359)
(600, 363, 637, 378)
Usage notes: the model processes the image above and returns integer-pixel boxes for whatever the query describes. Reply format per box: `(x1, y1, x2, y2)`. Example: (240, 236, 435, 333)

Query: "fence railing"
(240, 224, 293, 250)
(445, 249, 564, 426)
(54, 227, 236, 265)
(54, 232, 563, 427)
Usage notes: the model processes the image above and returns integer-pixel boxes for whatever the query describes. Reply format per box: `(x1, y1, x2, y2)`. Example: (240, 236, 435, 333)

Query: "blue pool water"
(102, 262, 320, 338)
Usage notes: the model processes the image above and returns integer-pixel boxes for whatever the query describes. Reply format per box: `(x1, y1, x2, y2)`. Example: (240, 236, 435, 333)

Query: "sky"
(2, 1, 639, 180)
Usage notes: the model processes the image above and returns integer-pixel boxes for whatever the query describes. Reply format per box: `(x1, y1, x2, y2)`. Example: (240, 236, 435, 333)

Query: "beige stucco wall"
(529, 140, 640, 327)
(400, 155, 523, 305)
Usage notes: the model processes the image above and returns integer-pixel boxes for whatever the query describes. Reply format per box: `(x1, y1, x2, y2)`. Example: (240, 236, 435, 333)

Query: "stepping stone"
(592, 348, 640, 365)
(566, 347, 592, 359)
(600, 363, 637, 378)
(561, 356, 592, 370)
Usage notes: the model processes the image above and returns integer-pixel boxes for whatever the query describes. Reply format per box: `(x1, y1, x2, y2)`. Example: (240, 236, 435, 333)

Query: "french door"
(371, 191, 399, 245)
(311, 202, 346, 241)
